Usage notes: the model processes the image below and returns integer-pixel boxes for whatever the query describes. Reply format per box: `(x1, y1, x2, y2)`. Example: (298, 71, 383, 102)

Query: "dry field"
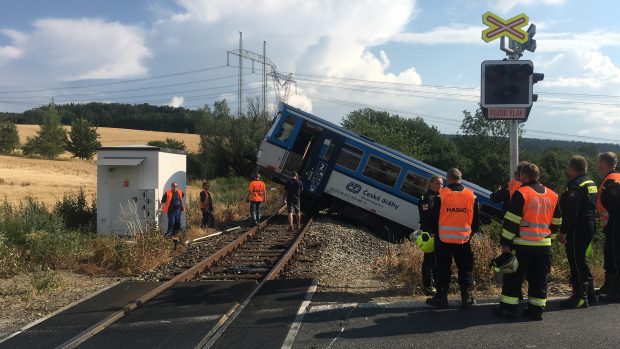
(16, 124, 201, 153)
(0, 126, 201, 206)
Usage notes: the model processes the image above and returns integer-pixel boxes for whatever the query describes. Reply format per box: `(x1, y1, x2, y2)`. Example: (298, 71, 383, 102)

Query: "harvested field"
(16, 124, 201, 154)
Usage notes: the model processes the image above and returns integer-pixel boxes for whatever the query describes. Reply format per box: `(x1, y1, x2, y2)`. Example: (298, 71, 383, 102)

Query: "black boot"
(561, 282, 588, 308)
(599, 277, 620, 303)
(426, 288, 449, 308)
(460, 285, 475, 309)
(523, 306, 543, 321)
(422, 266, 436, 296)
(587, 278, 598, 305)
(597, 273, 616, 295)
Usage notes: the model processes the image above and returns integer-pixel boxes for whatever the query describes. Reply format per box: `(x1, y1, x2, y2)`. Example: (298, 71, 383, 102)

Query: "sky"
(1, 0, 620, 144)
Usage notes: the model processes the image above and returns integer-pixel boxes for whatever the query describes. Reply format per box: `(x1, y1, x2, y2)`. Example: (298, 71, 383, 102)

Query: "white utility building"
(96, 145, 187, 235)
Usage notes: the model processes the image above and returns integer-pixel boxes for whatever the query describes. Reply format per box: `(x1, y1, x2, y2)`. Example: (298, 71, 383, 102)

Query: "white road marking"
(281, 280, 319, 349)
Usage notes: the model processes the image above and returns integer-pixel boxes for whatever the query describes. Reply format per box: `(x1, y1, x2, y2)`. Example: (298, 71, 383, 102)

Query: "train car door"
(280, 120, 322, 177)
(299, 129, 344, 196)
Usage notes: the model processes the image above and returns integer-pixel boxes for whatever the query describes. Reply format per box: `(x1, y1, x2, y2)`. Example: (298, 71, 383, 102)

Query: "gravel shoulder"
(0, 271, 121, 339)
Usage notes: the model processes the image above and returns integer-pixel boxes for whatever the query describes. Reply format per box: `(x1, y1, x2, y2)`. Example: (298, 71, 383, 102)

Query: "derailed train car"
(257, 102, 502, 240)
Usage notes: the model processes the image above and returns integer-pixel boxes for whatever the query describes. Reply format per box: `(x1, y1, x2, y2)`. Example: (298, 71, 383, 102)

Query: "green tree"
(454, 107, 523, 189)
(341, 108, 461, 170)
(0, 121, 20, 154)
(66, 118, 101, 160)
(147, 138, 187, 151)
(22, 102, 67, 160)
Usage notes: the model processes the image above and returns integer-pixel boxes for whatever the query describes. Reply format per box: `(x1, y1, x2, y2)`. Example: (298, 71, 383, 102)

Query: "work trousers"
(422, 252, 436, 289)
(434, 239, 473, 290)
(604, 217, 620, 277)
(500, 250, 551, 312)
(250, 201, 262, 224)
(201, 209, 214, 229)
(166, 208, 182, 236)
(566, 219, 594, 285)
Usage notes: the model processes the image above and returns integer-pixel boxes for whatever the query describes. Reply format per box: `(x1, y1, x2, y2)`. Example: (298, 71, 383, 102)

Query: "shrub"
(30, 267, 64, 294)
(54, 188, 96, 233)
(147, 138, 187, 151)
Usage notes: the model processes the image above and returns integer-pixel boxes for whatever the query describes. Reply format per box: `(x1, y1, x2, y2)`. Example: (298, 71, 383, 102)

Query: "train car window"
(276, 116, 296, 142)
(320, 139, 336, 161)
(335, 144, 363, 171)
(401, 172, 429, 198)
(363, 156, 401, 187)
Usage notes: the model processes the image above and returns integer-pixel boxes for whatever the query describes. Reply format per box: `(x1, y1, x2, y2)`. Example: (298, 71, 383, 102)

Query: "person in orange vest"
(494, 163, 562, 321)
(247, 173, 267, 226)
(159, 181, 185, 239)
(558, 155, 598, 308)
(491, 161, 528, 214)
(595, 151, 620, 302)
(200, 181, 214, 229)
(426, 168, 480, 309)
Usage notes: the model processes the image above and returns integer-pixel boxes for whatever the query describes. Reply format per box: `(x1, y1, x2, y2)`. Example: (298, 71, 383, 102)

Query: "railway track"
(57, 207, 314, 349)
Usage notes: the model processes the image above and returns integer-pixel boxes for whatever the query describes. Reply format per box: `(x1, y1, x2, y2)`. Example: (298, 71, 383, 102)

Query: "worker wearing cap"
(426, 168, 480, 309)
(558, 156, 598, 308)
(417, 175, 443, 296)
(159, 181, 185, 238)
(247, 173, 267, 226)
(495, 163, 561, 321)
(596, 151, 620, 302)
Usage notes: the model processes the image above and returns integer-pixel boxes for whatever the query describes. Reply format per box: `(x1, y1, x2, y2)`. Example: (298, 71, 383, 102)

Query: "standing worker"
(596, 152, 620, 302)
(494, 163, 562, 321)
(247, 173, 267, 226)
(491, 161, 527, 213)
(200, 181, 214, 229)
(284, 172, 304, 231)
(417, 175, 443, 296)
(159, 181, 185, 241)
(426, 168, 480, 309)
(558, 156, 598, 308)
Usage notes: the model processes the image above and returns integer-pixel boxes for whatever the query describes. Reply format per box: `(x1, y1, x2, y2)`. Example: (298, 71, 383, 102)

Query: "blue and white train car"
(257, 103, 502, 239)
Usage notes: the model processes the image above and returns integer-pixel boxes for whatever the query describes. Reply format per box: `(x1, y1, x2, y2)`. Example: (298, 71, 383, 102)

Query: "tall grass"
(381, 221, 605, 295)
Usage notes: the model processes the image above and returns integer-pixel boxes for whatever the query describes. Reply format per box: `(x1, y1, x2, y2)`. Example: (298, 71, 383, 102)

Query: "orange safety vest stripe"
(163, 189, 185, 213)
(517, 186, 557, 241)
(199, 190, 209, 209)
(438, 187, 475, 244)
(508, 180, 522, 199)
(597, 172, 620, 227)
(248, 181, 266, 201)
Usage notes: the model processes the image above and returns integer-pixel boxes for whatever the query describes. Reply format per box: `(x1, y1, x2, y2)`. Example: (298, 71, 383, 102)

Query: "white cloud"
(494, 0, 567, 13)
(0, 18, 151, 81)
(169, 96, 185, 108)
(393, 25, 484, 45)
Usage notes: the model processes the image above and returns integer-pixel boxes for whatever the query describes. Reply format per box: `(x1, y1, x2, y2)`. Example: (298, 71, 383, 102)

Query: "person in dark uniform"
(491, 161, 528, 214)
(558, 155, 598, 308)
(426, 168, 480, 309)
(199, 181, 214, 229)
(418, 175, 443, 295)
(596, 151, 620, 302)
(494, 163, 562, 321)
(159, 181, 185, 239)
(284, 172, 304, 231)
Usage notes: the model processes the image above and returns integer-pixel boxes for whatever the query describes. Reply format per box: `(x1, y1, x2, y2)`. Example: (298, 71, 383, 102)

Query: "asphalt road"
(291, 299, 620, 348)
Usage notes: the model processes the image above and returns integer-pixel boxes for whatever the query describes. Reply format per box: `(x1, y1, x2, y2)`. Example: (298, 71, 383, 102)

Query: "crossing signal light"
(481, 60, 534, 108)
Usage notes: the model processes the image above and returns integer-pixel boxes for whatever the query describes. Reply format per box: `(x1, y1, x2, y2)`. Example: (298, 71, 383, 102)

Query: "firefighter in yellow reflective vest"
(494, 163, 562, 321)
(558, 156, 598, 308)
(426, 168, 480, 309)
(596, 151, 620, 302)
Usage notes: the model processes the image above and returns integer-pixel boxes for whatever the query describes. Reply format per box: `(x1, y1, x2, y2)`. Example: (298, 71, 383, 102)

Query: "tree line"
(2, 99, 616, 192)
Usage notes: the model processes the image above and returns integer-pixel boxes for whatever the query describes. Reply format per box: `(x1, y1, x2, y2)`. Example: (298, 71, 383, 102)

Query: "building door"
(109, 166, 142, 233)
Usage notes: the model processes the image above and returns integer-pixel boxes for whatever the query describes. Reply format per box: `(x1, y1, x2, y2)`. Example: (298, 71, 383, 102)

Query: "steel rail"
(56, 206, 286, 349)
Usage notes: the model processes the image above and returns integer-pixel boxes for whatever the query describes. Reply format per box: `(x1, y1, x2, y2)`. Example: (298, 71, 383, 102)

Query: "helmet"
(490, 252, 518, 274)
(412, 230, 435, 253)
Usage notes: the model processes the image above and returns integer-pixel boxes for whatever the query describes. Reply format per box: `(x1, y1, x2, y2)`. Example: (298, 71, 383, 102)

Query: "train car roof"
(278, 102, 494, 197)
